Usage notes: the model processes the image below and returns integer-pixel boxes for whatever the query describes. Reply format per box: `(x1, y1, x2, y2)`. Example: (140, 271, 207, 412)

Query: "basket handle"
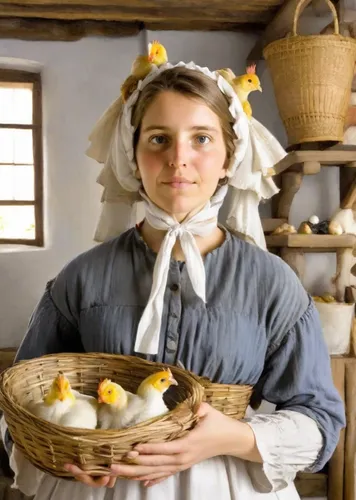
(293, 0, 339, 36)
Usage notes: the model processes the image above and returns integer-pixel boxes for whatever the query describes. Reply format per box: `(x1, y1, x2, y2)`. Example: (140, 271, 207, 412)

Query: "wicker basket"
(201, 377, 253, 419)
(0, 353, 204, 477)
(263, 0, 356, 148)
(0, 353, 253, 478)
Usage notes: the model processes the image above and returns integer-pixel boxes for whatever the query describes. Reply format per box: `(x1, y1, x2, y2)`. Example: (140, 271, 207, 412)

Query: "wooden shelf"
(273, 146, 356, 176)
(266, 234, 356, 251)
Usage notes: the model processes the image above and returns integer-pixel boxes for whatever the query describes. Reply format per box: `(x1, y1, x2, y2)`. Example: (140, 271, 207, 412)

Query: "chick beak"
(169, 376, 178, 386)
(57, 375, 68, 401)
(257, 84, 262, 92)
(98, 395, 103, 404)
(148, 54, 154, 63)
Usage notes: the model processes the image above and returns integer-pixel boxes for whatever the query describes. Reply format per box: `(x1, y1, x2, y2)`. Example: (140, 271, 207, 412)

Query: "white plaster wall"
(0, 36, 141, 345)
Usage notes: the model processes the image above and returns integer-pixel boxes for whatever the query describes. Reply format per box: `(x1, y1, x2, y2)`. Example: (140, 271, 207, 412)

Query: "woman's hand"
(64, 464, 117, 488)
(110, 402, 260, 487)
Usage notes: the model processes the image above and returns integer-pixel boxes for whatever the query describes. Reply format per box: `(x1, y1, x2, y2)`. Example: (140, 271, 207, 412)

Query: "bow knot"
(134, 186, 228, 355)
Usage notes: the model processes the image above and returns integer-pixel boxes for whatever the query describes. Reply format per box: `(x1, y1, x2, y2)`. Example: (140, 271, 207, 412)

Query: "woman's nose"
(167, 141, 188, 168)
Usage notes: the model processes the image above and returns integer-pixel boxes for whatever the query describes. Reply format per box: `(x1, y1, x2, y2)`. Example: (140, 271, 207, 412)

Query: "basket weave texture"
(0, 353, 253, 478)
(263, 0, 356, 148)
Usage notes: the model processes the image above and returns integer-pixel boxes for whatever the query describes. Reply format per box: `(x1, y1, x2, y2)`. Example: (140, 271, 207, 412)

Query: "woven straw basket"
(263, 0, 356, 148)
(0, 353, 253, 478)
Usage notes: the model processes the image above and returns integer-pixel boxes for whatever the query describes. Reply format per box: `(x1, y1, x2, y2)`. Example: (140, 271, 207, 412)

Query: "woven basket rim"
(0, 352, 206, 435)
(0, 353, 254, 477)
(263, 33, 356, 56)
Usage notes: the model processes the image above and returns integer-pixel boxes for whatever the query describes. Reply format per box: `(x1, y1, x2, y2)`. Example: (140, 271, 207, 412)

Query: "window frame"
(0, 68, 43, 246)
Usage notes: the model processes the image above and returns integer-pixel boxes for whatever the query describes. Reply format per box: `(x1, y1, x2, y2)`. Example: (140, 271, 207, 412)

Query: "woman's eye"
(196, 135, 210, 145)
(150, 135, 167, 145)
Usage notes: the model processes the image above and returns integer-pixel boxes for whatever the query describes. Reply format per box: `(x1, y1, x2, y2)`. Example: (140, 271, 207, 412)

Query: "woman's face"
(135, 91, 227, 221)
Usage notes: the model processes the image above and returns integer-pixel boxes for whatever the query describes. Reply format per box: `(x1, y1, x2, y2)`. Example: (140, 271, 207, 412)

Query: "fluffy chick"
(97, 379, 140, 429)
(27, 372, 97, 429)
(129, 368, 178, 426)
(121, 40, 168, 102)
(217, 64, 262, 119)
(97, 369, 178, 429)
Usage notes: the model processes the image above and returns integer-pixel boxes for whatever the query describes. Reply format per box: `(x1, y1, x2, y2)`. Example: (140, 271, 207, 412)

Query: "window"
(0, 69, 43, 246)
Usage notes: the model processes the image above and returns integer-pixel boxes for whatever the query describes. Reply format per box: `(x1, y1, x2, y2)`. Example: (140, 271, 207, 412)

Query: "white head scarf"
(86, 61, 286, 355)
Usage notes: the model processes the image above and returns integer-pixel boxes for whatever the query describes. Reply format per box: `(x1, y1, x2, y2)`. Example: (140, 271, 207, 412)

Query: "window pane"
(0, 165, 34, 200)
(0, 84, 33, 124)
(0, 205, 35, 240)
(0, 128, 33, 164)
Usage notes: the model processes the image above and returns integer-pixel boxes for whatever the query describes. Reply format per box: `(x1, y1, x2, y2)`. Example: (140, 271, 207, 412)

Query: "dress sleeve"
(14, 278, 84, 363)
(2, 278, 84, 496)
(244, 298, 345, 492)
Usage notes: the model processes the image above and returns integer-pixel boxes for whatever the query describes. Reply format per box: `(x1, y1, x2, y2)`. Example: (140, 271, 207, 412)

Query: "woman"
(2, 63, 345, 499)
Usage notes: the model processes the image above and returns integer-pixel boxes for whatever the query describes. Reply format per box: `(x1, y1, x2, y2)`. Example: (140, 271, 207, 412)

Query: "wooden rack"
(264, 145, 356, 499)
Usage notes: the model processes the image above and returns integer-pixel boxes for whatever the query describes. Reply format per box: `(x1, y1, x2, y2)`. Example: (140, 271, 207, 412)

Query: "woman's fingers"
(106, 476, 117, 488)
(64, 464, 111, 488)
(145, 475, 171, 487)
(111, 463, 173, 478)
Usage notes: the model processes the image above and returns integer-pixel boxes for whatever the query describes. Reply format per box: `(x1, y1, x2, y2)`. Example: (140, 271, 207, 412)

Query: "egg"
(308, 215, 319, 225)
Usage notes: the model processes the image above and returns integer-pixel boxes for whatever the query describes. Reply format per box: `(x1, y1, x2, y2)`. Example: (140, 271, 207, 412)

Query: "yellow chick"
(217, 65, 262, 119)
(129, 368, 178, 426)
(97, 378, 138, 429)
(121, 40, 168, 102)
(216, 67, 236, 83)
(27, 372, 98, 429)
(97, 369, 178, 429)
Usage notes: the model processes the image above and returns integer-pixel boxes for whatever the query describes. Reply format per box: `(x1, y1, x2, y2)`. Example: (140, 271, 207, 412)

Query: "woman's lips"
(162, 178, 195, 189)
(165, 181, 194, 189)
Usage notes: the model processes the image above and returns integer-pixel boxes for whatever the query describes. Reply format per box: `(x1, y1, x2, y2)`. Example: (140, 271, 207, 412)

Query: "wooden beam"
(0, 17, 140, 40)
(0, 18, 266, 39)
(0, 0, 283, 6)
(273, 148, 356, 176)
(0, 3, 274, 23)
(266, 233, 356, 250)
(145, 20, 265, 31)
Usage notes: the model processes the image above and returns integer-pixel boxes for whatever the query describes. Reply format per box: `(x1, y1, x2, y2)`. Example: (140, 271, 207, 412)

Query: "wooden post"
(303, 161, 321, 175)
(329, 358, 346, 500)
(277, 172, 304, 219)
(334, 248, 353, 302)
(344, 361, 356, 500)
(351, 318, 356, 356)
(280, 248, 305, 283)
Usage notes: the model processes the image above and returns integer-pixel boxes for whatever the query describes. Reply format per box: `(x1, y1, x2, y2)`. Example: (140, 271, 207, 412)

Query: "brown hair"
(131, 67, 235, 169)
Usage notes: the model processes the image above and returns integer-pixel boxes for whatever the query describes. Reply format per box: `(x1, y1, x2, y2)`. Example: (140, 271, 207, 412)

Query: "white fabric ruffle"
(245, 410, 323, 493)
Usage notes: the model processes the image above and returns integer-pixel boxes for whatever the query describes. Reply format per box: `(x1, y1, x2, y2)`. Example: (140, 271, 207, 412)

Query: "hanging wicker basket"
(263, 0, 356, 148)
(0, 353, 253, 478)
